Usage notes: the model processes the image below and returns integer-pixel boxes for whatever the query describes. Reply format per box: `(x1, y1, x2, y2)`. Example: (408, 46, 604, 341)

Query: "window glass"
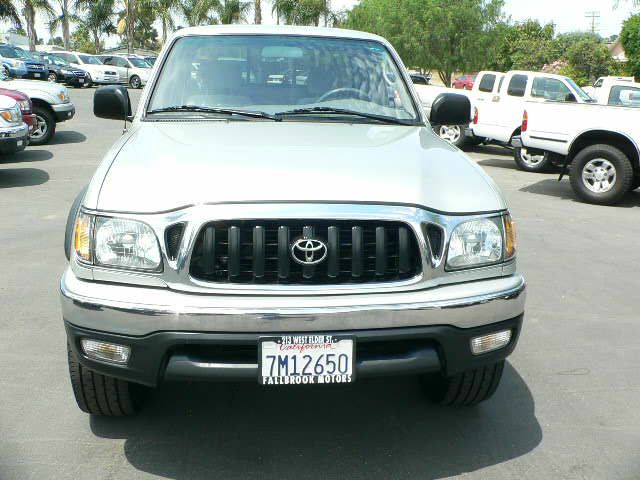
(79, 55, 102, 64)
(531, 77, 573, 101)
(148, 35, 419, 122)
(478, 74, 496, 93)
(609, 85, 640, 106)
(507, 74, 527, 97)
(128, 57, 149, 68)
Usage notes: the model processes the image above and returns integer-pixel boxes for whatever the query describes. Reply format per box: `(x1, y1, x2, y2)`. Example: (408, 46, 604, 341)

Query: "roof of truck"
(171, 25, 387, 43)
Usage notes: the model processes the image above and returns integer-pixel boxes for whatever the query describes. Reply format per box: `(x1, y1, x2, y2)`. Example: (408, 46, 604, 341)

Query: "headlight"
(73, 214, 162, 271)
(446, 217, 503, 269)
(0, 106, 21, 123)
(57, 90, 68, 102)
(94, 217, 162, 271)
(60, 68, 72, 75)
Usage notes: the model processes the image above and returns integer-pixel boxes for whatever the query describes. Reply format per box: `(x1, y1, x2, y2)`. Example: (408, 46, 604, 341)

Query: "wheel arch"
(31, 98, 55, 114)
(569, 130, 640, 171)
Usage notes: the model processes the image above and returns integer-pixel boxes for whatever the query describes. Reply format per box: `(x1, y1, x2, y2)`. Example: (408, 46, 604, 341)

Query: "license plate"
(79, 79, 84, 83)
(259, 335, 355, 386)
(34, 73, 40, 77)
(16, 140, 23, 147)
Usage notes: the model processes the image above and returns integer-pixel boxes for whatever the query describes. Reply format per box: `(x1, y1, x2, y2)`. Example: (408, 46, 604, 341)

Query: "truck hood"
(92, 121, 506, 214)
(3, 78, 64, 97)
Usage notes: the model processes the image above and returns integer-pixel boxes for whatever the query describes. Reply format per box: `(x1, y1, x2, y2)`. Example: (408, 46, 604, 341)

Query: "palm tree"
(153, 0, 178, 44)
(0, 0, 22, 28)
(180, 0, 218, 26)
(48, 0, 75, 50)
(215, 0, 249, 24)
(76, 0, 115, 53)
(272, 0, 328, 26)
(253, 0, 260, 23)
(15, 0, 55, 50)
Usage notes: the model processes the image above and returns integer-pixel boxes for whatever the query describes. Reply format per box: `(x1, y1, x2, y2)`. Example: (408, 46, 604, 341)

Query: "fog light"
(470, 330, 511, 355)
(81, 339, 130, 364)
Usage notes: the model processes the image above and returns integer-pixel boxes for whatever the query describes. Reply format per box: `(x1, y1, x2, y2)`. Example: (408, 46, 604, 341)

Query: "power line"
(585, 10, 600, 34)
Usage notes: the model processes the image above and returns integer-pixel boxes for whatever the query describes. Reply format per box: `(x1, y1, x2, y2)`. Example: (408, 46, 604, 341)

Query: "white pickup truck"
(519, 101, 640, 205)
(582, 76, 640, 107)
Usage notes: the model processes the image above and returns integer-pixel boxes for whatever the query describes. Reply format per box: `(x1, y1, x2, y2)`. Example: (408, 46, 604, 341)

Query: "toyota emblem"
(290, 238, 328, 265)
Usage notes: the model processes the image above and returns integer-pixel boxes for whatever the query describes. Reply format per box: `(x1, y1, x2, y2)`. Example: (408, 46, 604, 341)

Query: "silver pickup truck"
(61, 26, 525, 416)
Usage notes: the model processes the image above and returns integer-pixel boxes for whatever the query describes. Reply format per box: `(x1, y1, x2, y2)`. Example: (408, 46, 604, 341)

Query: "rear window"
(609, 85, 640, 106)
(507, 75, 527, 97)
(478, 74, 496, 93)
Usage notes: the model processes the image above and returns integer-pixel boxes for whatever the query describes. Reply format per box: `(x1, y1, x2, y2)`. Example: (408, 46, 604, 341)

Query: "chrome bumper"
(60, 268, 526, 336)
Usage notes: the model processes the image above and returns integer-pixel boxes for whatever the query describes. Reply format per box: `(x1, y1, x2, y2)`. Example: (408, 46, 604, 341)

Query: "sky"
(1, 0, 637, 49)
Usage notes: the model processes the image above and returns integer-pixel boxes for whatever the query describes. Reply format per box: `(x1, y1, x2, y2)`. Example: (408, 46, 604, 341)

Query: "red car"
(0, 87, 36, 134)
(452, 74, 476, 90)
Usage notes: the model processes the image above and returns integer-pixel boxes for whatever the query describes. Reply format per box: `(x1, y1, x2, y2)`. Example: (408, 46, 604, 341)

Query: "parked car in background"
(582, 76, 640, 107)
(452, 74, 476, 89)
(62, 26, 524, 416)
(33, 52, 89, 87)
(0, 95, 28, 155)
(0, 69, 75, 145)
(409, 72, 431, 85)
(470, 70, 593, 172)
(96, 54, 151, 88)
(0, 87, 36, 134)
(11, 47, 48, 80)
(144, 56, 157, 66)
(55, 52, 119, 86)
(518, 100, 640, 205)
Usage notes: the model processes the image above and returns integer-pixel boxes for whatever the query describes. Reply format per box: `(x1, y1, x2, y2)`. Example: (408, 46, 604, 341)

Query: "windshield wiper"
(147, 105, 278, 120)
(275, 107, 416, 125)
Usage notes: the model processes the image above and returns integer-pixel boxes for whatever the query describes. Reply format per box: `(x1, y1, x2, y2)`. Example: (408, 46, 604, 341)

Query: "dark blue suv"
(0, 44, 47, 79)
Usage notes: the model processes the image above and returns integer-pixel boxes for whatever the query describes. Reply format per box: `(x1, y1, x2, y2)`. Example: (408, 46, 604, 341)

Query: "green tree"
(487, 20, 556, 71)
(557, 33, 614, 84)
(76, 0, 115, 53)
(621, 13, 640, 79)
(153, 0, 179, 44)
(48, 0, 74, 49)
(0, 0, 22, 28)
(180, 0, 219, 26)
(216, 0, 250, 23)
(273, 0, 330, 26)
(346, 0, 504, 85)
(15, 0, 55, 50)
(70, 23, 97, 52)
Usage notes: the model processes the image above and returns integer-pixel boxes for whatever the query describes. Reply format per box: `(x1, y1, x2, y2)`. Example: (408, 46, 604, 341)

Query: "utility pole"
(585, 11, 600, 34)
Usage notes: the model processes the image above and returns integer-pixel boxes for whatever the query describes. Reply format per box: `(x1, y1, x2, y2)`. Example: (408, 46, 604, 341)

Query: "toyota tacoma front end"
(61, 26, 525, 416)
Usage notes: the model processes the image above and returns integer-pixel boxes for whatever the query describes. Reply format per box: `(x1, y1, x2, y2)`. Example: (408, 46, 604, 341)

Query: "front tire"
(422, 361, 505, 406)
(30, 105, 56, 145)
(569, 144, 634, 205)
(129, 75, 141, 89)
(47, 71, 57, 82)
(67, 343, 146, 416)
(435, 124, 466, 148)
(513, 146, 553, 172)
(84, 74, 93, 88)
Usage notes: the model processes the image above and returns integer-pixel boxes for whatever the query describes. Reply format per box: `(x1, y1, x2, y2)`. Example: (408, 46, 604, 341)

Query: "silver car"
(61, 26, 525, 416)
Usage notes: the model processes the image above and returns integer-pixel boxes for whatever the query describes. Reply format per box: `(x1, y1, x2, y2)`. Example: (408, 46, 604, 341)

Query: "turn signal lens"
(81, 339, 130, 364)
(521, 110, 528, 132)
(471, 330, 512, 355)
(504, 214, 517, 260)
(74, 213, 92, 262)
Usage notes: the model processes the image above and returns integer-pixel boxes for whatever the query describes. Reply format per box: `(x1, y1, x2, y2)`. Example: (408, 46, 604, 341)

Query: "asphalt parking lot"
(1, 87, 639, 480)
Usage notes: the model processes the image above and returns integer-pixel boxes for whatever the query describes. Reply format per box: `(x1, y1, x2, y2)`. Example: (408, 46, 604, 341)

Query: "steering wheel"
(317, 87, 372, 103)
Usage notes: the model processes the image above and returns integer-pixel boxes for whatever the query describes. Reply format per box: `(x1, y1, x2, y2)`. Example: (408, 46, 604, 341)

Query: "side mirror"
(94, 85, 132, 120)
(429, 93, 471, 125)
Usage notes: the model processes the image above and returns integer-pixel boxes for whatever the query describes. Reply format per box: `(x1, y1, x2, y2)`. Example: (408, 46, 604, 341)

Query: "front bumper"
(23, 69, 47, 80)
(61, 270, 525, 386)
(0, 123, 29, 153)
(52, 102, 75, 122)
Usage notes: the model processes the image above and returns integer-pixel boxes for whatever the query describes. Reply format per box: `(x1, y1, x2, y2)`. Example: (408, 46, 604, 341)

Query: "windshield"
(80, 55, 102, 65)
(0, 46, 21, 59)
(565, 77, 593, 102)
(49, 55, 70, 67)
(128, 57, 149, 68)
(15, 48, 35, 60)
(148, 35, 418, 122)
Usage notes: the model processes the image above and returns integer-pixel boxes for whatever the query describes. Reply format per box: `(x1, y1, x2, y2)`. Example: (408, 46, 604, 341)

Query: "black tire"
(569, 144, 634, 205)
(631, 177, 640, 191)
(466, 135, 485, 147)
(434, 124, 466, 148)
(1, 65, 9, 77)
(85, 74, 93, 88)
(30, 105, 56, 145)
(513, 146, 553, 172)
(421, 361, 505, 406)
(47, 71, 57, 82)
(129, 75, 141, 89)
(64, 186, 88, 260)
(67, 343, 145, 416)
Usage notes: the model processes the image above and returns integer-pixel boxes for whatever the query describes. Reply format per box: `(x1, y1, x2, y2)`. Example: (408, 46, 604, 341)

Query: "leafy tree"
(153, 0, 179, 43)
(0, 0, 22, 28)
(76, 0, 116, 53)
(216, 0, 250, 23)
(557, 33, 614, 85)
(48, 0, 74, 49)
(487, 20, 556, 71)
(273, 0, 330, 26)
(346, 0, 504, 85)
(15, 0, 55, 50)
(70, 23, 97, 52)
(621, 13, 640, 79)
(180, 0, 219, 26)
(116, 0, 158, 51)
